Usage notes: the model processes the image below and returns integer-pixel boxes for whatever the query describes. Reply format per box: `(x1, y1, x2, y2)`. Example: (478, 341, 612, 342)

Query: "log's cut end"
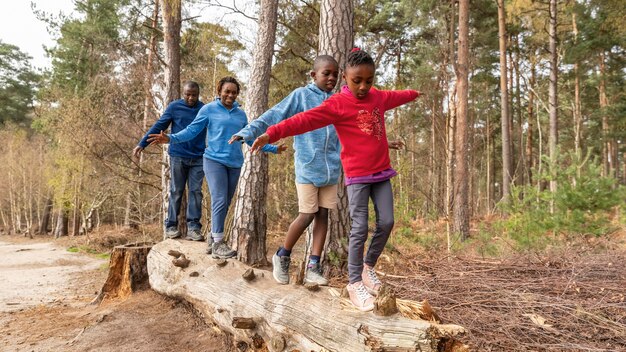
(148, 239, 466, 352)
(93, 242, 153, 304)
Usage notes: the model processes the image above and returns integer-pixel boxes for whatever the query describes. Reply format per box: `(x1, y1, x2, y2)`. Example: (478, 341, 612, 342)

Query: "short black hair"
(313, 55, 339, 71)
(217, 76, 240, 94)
(345, 48, 375, 69)
(183, 80, 200, 91)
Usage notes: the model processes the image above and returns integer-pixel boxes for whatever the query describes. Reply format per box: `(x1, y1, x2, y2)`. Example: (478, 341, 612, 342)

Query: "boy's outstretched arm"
(231, 90, 303, 143)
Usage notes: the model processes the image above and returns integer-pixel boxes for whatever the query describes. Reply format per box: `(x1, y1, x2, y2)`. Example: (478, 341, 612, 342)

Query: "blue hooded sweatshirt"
(235, 83, 341, 187)
(138, 99, 205, 158)
(169, 98, 278, 168)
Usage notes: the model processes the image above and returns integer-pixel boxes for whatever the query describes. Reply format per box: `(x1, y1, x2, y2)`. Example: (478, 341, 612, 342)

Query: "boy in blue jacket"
(229, 56, 340, 285)
(134, 81, 205, 241)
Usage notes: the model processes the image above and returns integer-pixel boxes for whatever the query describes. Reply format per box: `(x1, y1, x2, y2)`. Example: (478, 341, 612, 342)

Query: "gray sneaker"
(206, 236, 213, 255)
(212, 241, 236, 259)
(304, 263, 329, 286)
(272, 254, 290, 285)
(186, 228, 204, 241)
(165, 227, 180, 239)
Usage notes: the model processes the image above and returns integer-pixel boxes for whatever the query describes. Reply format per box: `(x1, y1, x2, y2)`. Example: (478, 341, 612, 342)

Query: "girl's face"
(219, 82, 239, 109)
(343, 64, 375, 99)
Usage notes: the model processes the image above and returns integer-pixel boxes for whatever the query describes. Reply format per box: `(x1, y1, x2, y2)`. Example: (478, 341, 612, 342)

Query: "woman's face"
(219, 82, 239, 108)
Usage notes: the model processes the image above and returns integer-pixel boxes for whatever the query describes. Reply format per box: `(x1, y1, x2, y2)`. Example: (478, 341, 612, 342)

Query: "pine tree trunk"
(526, 58, 536, 186)
(315, 0, 354, 273)
(497, 0, 511, 203)
(599, 53, 613, 178)
(54, 209, 69, 238)
(229, 0, 278, 265)
(453, 0, 470, 240)
(548, 0, 559, 197)
(38, 196, 53, 235)
(160, 0, 181, 237)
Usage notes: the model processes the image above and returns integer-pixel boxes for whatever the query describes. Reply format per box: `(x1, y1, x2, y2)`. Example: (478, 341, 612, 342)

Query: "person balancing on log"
(249, 48, 421, 311)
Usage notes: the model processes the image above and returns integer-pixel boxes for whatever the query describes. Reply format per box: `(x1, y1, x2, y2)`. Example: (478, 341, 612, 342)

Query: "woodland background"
(1, 0, 623, 252)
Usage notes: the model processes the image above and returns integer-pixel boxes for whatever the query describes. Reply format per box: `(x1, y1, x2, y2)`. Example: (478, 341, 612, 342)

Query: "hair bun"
(350, 47, 361, 52)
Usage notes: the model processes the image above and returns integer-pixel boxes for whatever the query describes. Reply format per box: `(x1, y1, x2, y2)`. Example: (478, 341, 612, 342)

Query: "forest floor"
(1, 226, 625, 352)
(0, 234, 232, 352)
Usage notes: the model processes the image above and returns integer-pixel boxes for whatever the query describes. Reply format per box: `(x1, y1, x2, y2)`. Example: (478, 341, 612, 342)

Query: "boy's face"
(311, 62, 339, 92)
(183, 86, 199, 107)
(343, 64, 375, 99)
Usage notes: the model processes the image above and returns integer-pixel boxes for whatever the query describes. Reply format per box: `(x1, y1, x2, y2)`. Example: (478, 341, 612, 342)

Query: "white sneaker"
(346, 281, 375, 311)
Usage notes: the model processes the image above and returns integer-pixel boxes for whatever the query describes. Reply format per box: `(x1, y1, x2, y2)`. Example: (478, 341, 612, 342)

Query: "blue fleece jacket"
(138, 99, 205, 158)
(169, 98, 278, 168)
(235, 83, 341, 187)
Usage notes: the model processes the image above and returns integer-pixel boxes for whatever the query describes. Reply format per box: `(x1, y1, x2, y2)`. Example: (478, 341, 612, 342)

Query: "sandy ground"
(0, 237, 232, 352)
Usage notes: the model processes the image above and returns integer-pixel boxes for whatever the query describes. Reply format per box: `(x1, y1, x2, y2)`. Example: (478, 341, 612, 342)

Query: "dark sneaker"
(165, 227, 180, 239)
(305, 263, 329, 286)
(186, 228, 204, 241)
(272, 254, 290, 285)
(206, 236, 213, 255)
(211, 241, 236, 259)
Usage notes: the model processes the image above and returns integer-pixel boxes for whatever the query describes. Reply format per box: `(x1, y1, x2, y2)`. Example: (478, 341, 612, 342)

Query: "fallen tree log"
(148, 239, 466, 352)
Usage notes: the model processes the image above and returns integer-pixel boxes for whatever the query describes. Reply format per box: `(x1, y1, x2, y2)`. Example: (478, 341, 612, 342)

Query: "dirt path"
(0, 237, 232, 352)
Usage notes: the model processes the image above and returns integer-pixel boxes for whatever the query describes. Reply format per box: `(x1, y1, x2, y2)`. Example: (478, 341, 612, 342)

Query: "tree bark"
(93, 242, 152, 304)
(599, 52, 613, 178)
(54, 209, 69, 238)
(229, 0, 278, 265)
(548, 0, 559, 197)
(38, 196, 53, 235)
(160, 0, 181, 237)
(526, 57, 536, 186)
(497, 0, 512, 203)
(147, 240, 466, 352)
(314, 0, 354, 274)
(453, 0, 470, 240)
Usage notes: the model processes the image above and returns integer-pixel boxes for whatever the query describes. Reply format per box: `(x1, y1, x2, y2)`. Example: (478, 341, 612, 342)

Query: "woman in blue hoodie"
(148, 76, 285, 259)
(229, 56, 341, 286)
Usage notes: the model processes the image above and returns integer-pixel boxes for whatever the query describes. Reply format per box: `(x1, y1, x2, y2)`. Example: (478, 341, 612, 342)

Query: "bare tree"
(229, 0, 279, 265)
(497, 0, 512, 203)
(453, 0, 470, 240)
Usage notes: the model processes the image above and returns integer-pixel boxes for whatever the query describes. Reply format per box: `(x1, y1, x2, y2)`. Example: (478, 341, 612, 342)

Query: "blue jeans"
(166, 156, 204, 230)
(203, 158, 241, 235)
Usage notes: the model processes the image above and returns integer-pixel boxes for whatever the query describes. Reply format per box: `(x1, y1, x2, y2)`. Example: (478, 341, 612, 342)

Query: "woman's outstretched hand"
(250, 133, 270, 154)
(388, 139, 405, 150)
(147, 131, 170, 145)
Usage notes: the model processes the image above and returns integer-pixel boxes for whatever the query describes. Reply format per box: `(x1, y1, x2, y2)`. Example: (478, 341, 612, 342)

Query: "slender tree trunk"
(316, 0, 354, 274)
(548, 0, 559, 198)
(599, 52, 613, 178)
(514, 34, 524, 186)
(160, 0, 181, 237)
(54, 209, 69, 238)
(526, 58, 536, 186)
(39, 196, 53, 235)
(229, 0, 279, 265)
(572, 13, 582, 156)
(453, 0, 470, 240)
(497, 0, 512, 204)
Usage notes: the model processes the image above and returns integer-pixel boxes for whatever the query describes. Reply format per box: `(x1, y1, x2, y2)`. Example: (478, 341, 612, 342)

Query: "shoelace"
(280, 257, 290, 271)
(365, 267, 382, 286)
(355, 283, 372, 303)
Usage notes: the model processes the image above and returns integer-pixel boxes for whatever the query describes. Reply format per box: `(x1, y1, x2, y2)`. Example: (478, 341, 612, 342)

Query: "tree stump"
(148, 240, 466, 351)
(93, 242, 153, 304)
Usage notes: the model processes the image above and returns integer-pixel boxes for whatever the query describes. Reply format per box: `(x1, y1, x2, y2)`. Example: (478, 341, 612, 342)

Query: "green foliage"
(0, 41, 40, 125)
(497, 151, 625, 249)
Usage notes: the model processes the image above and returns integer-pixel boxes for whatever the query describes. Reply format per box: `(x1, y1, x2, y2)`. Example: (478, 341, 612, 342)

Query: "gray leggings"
(347, 180, 394, 284)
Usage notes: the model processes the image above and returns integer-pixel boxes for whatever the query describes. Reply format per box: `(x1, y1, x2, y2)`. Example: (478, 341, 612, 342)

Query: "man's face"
(183, 86, 199, 106)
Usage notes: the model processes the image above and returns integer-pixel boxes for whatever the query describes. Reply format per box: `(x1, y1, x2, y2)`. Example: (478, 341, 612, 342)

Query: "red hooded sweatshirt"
(266, 86, 419, 178)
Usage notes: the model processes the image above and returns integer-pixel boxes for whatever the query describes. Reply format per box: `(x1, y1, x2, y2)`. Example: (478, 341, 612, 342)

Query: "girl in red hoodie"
(251, 49, 420, 311)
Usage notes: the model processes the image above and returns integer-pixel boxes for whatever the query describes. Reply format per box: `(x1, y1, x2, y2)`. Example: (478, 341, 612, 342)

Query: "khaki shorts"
(295, 183, 338, 213)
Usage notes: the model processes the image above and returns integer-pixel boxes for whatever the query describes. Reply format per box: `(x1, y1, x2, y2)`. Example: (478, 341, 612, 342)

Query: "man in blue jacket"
(229, 56, 340, 285)
(133, 81, 205, 241)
